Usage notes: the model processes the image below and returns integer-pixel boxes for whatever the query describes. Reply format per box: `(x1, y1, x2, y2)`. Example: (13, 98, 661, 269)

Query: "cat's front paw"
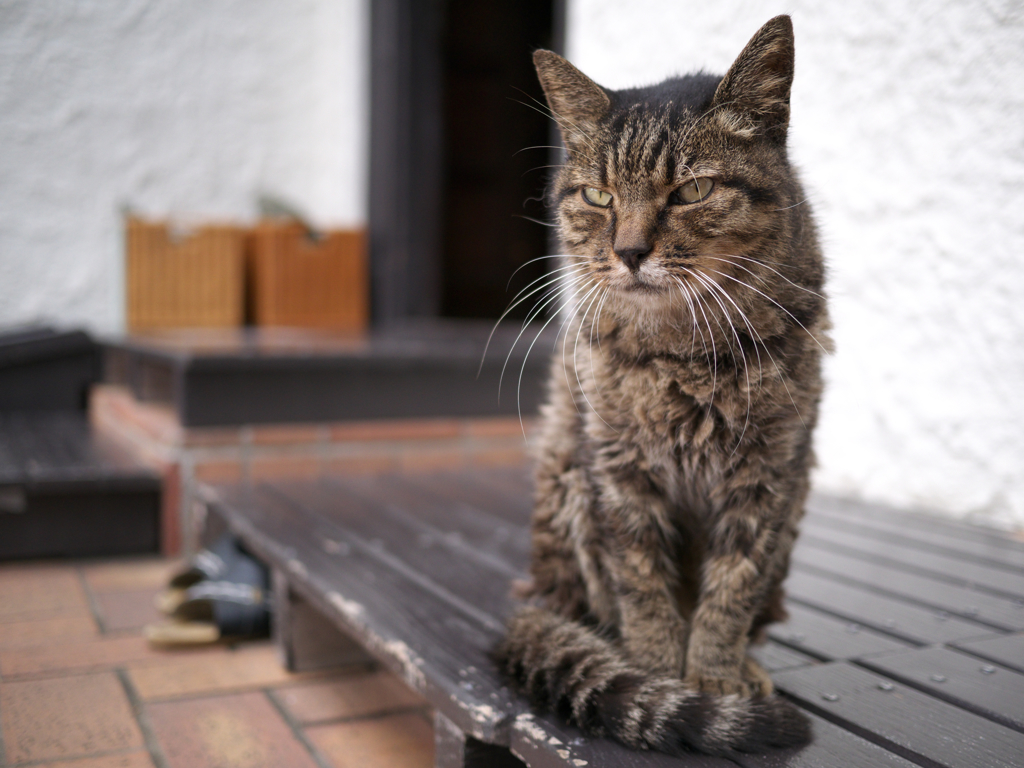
(685, 672, 754, 697)
(740, 656, 774, 697)
(684, 660, 773, 697)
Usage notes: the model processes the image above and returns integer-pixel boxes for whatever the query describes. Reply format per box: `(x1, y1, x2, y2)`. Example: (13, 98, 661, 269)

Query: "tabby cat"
(495, 16, 828, 756)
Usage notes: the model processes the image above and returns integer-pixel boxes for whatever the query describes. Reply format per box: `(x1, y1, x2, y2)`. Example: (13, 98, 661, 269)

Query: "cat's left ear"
(533, 50, 611, 144)
(711, 15, 795, 141)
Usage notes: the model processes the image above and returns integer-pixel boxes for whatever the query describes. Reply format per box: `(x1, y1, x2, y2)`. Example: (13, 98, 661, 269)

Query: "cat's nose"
(614, 244, 651, 272)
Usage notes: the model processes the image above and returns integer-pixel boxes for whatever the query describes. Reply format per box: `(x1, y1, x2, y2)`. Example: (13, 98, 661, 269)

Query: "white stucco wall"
(567, 0, 1024, 526)
(0, 0, 367, 334)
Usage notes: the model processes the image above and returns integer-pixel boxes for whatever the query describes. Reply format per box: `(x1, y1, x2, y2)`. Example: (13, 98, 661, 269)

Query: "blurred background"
(1, 0, 1022, 529)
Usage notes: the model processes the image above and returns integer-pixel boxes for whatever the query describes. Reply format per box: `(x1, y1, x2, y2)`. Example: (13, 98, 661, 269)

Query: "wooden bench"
(0, 411, 161, 558)
(201, 466, 1024, 768)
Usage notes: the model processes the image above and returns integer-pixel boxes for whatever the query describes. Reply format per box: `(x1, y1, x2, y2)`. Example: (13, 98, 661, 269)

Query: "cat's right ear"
(533, 50, 610, 144)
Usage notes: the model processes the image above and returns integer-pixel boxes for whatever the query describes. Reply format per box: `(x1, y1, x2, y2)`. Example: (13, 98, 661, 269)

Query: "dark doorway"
(370, 0, 564, 324)
(440, 1, 558, 319)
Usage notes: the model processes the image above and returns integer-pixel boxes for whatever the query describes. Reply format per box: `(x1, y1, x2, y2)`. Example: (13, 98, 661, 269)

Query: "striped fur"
(496, 607, 810, 755)
(497, 16, 824, 756)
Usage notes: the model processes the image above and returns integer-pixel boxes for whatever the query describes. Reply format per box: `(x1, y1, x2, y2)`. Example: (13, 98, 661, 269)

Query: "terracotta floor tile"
(306, 712, 434, 768)
(94, 588, 164, 632)
(0, 672, 144, 764)
(0, 566, 92, 621)
(82, 558, 183, 593)
(0, 614, 99, 649)
(128, 643, 313, 700)
(35, 752, 155, 768)
(0, 634, 182, 678)
(147, 691, 319, 768)
(276, 669, 426, 724)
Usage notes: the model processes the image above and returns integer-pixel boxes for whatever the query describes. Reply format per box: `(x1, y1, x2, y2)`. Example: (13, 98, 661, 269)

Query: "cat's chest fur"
(577, 326, 757, 522)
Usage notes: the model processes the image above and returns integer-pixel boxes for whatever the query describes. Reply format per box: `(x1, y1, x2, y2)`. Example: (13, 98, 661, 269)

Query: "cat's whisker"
(522, 165, 567, 177)
(671, 275, 701, 353)
(557, 280, 601, 417)
(512, 144, 572, 157)
(480, 264, 585, 377)
(497, 271, 590, 398)
(513, 214, 558, 227)
(674, 97, 744, 153)
(690, 271, 763, 451)
(516, 275, 597, 438)
(527, 96, 601, 158)
(507, 256, 582, 291)
(572, 283, 616, 430)
(705, 269, 831, 355)
(771, 197, 809, 211)
(695, 269, 808, 430)
(683, 268, 753, 444)
(707, 255, 825, 300)
(675, 274, 719, 411)
(508, 92, 600, 160)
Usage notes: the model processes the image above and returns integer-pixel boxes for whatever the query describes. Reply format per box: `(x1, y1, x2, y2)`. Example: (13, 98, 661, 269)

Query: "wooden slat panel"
(951, 632, 1024, 675)
(735, 712, 922, 768)
(747, 640, 819, 673)
(785, 571, 994, 645)
(509, 712, 736, 768)
(799, 521, 1024, 600)
(857, 646, 1024, 732)
(209, 483, 520, 742)
(266, 480, 516, 627)
(773, 661, 1024, 768)
(809, 495, 1024, 553)
(791, 546, 1024, 631)
(807, 497, 1024, 572)
(399, 468, 534, 528)
(768, 603, 914, 661)
(342, 473, 532, 569)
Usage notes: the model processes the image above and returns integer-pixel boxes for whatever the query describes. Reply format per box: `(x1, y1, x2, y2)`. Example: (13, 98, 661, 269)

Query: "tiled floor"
(0, 558, 434, 768)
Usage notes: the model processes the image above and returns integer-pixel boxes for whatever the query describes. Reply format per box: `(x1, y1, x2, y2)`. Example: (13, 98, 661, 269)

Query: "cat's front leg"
(613, 546, 688, 676)
(684, 499, 786, 697)
(600, 491, 689, 676)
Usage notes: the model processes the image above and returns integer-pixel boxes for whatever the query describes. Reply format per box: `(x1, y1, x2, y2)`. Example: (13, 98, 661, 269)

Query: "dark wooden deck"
(205, 466, 1024, 768)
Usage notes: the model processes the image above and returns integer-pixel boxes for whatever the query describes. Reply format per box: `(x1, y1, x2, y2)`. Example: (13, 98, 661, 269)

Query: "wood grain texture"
(857, 646, 1024, 732)
(774, 661, 1024, 768)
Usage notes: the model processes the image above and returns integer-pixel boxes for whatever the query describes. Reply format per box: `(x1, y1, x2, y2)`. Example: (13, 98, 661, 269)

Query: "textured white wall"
(0, 0, 367, 334)
(567, 0, 1024, 526)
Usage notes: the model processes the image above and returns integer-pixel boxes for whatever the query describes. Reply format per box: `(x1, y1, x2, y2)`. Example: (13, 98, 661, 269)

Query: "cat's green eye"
(582, 187, 613, 208)
(673, 177, 714, 205)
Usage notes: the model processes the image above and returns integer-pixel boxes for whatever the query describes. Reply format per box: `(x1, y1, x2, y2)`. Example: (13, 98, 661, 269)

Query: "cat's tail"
(494, 605, 811, 757)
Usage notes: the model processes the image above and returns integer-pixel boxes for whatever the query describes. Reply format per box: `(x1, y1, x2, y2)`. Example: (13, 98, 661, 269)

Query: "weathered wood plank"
(799, 521, 1024, 601)
(807, 496, 1024, 572)
(785, 571, 994, 645)
(951, 632, 1024, 675)
(399, 468, 534, 528)
(509, 712, 736, 768)
(339, 473, 532, 570)
(791, 546, 1024, 631)
(857, 646, 1024, 732)
(768, 603, 914, 661)
(735, 711, 922, 768)
(269, 480, 520, 618)
(747, 640, 819, 673)
(207, 483, 521, 743)
(773, 661, 1024, 768)
(436, 711, 526, 768)
(271, 568, 375, 673)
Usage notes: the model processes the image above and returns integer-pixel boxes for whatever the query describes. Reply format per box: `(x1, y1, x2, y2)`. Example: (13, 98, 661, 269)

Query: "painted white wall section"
(0, 0, 367, 334)
(567, 1, 1024, 526)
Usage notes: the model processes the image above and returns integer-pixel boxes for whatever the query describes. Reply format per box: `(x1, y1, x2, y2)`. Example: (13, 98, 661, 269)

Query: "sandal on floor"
(154, 533, 240, 614)
(146, 541, 271, 646)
